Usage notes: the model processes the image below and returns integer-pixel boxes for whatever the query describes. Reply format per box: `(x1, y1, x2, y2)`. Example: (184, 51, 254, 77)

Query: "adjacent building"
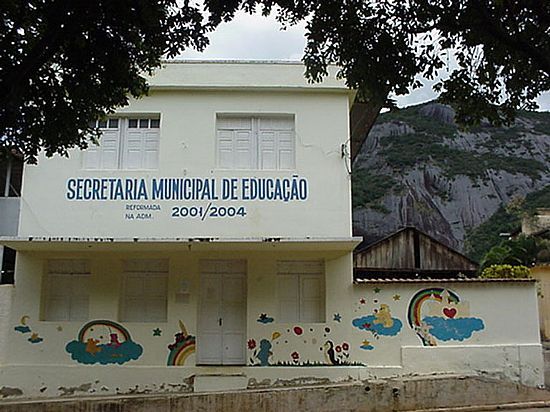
(354, 226, 479, 280)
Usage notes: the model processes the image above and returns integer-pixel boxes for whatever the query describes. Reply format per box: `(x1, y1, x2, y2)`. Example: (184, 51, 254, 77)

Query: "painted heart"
(443, 308, 457, 318)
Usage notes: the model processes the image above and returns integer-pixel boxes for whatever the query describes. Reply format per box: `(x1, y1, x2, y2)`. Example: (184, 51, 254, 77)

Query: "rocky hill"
(352, 103, 550, 255)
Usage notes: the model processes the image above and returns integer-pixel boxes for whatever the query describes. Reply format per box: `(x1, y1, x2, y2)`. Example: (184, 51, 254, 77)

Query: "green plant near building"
(480, 264, 531, 279)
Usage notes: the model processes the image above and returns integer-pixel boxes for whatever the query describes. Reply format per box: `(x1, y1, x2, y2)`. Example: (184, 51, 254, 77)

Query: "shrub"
(480, 264, 531, 279)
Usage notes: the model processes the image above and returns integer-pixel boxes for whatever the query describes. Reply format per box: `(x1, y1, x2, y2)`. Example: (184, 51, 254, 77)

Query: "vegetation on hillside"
(351, 169, 399, 213)
(479, 235, 545, 268)
(465, 186, 550, 262)
(377, 105, 547, 181)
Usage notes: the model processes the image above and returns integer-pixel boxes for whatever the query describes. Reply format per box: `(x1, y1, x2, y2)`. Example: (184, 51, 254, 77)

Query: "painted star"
(359, 298, 366, 304)
(56, 325, 63, 332)
(362, 339, 371, 346)
(393, 294, 401, 301)
(152, 328, 162, 336)
(333, 313, 342, 323)
(373, 287, 381, 293)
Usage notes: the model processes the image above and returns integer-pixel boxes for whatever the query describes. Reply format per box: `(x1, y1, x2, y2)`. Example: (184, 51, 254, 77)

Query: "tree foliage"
(207, 0, 549, 124)
(480, 235, 542, 269)
(1, 0, 208, 162)
(1, 0, 549, 161)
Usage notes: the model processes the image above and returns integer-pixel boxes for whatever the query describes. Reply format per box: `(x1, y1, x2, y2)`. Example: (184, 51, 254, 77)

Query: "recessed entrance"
(197, 260, 247, 365)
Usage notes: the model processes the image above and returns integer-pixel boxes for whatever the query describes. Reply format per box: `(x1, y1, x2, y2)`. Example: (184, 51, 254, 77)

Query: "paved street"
(506, 409, 550, 411)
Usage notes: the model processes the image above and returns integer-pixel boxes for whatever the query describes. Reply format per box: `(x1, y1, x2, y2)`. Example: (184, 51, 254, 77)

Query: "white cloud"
(179, 10, 306, 61)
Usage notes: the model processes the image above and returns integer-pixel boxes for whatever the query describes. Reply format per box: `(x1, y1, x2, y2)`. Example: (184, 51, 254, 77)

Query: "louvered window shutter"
(99, 129, 121, 169)
(258, 116, 295, 170)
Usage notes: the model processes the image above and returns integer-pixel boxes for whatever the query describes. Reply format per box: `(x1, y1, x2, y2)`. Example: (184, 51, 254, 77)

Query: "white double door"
(197, 260, 247, 365)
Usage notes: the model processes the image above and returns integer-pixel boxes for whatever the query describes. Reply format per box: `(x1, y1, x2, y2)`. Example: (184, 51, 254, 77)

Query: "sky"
(179, 10, 550, 111)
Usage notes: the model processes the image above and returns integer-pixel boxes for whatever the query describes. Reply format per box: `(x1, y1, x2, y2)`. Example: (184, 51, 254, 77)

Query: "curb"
(404, 400, 550, 411)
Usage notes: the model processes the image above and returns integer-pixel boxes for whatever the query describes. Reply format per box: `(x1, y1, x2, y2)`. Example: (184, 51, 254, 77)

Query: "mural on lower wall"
(248, 326, 363, 366)
(352, 303, 403, 350)
(167, 321, 196, 366)
(257, 313, 275, 324)
(14, 315, 44, 344)
(65, 320, 143, 365)
(408, 288, 485, 346)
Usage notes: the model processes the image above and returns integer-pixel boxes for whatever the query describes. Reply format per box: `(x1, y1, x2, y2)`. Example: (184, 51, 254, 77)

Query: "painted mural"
(248, 326, 363, 366)
(65, 320, 143, 365)
(322, 340, 350, 365)
(257, 313, 274, 324)
(14, 315, 44, 344)
(408, 288, 485, 346)
(249, 338, 273, 366)
(352, 303, 402, 350)
(167, 321, 196, 366)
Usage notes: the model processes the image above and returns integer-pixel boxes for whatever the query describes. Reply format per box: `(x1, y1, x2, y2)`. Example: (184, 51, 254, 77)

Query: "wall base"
(0, 375, 549, 412)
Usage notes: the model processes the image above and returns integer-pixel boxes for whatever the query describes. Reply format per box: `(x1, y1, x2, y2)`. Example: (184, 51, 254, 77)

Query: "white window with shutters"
(42, 259, 91, 321)
(83, 117, 160, 170)
(120, 259, 168, 322)
(216, 115, 295, 170)
(277, 260, 325, 323)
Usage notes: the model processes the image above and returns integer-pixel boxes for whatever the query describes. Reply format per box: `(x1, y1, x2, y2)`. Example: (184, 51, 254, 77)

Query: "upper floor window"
(216, 115, 295, 170)
(83, 117, 160, 170)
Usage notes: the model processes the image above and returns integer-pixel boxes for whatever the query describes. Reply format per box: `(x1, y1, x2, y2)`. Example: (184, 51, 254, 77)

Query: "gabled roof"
(355, 226, 477, 265)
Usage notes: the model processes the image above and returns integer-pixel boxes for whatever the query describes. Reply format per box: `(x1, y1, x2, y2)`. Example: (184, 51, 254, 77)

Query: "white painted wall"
(0, 285, 13, 365)
(18, 63, 353, 239)
(1, 251, 543, 398)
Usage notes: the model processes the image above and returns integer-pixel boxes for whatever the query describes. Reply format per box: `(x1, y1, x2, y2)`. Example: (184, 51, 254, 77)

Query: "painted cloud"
(352, 315, 403, 336)
(66, 340, 143, 365)
(422, 316, 485, 341)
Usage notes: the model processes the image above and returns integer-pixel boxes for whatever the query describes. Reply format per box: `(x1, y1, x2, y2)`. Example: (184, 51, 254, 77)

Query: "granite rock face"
(352, 103, 550, 251)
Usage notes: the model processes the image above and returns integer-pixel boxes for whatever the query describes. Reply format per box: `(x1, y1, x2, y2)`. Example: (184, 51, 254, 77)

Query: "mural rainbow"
(407, 287, 485, 346)
(77, 320, 131, 343)
(167, 321, 196, 366)
(407, 288, 460, 329)
(66, 320, 143, 365)
(407, 288, 460, 346)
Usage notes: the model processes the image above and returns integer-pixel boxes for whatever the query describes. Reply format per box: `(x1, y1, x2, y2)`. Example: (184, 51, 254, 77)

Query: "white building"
(0, 61, 544, 397)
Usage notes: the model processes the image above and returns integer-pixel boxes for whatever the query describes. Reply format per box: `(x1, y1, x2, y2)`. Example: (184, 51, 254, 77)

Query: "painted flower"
(291, 351, 300, 360)
(335, 345, 342, 353)
(342, 342, 349, 351)
(247, 339, 256, 350)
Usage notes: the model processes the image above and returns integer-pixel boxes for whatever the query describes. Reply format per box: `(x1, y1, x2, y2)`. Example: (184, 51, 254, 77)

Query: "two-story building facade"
(1, 61, 364, 395)
(0, 61, 544, 397)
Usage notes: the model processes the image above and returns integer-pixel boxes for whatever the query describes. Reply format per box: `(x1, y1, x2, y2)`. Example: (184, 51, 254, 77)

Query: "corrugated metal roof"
(354, 278, 536, 284)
